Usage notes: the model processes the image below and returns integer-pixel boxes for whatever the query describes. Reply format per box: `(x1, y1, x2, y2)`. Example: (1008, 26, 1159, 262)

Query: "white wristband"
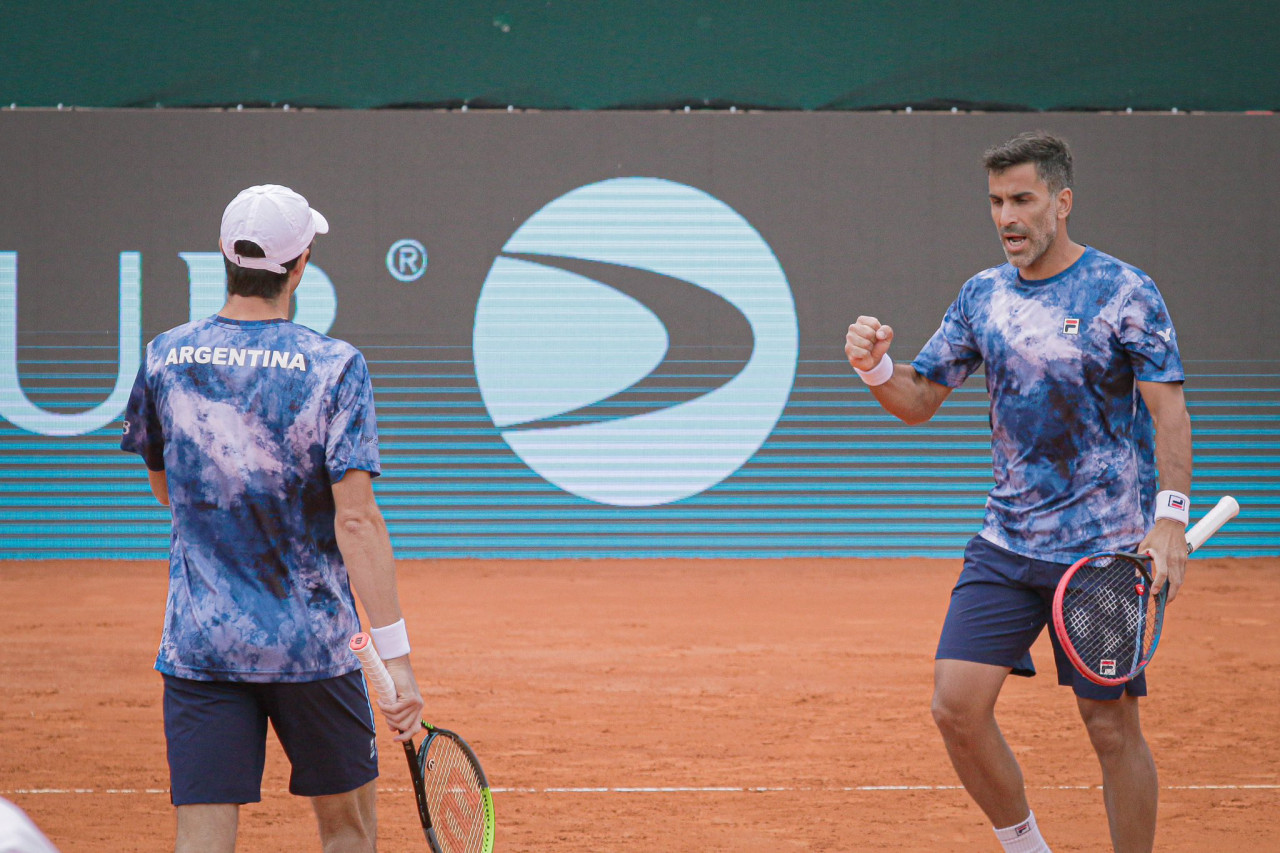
(369, 618, 411, 659)
(1154, 490, 1190, 526)
(855, 354, 894, 387)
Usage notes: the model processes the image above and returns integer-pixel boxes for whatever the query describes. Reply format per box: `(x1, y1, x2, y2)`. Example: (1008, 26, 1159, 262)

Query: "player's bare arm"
(332, 469, 425, 739)
(147, 469, 169, 506)
(845, 315, 952, 425)
(1136, 379, 1194, 603)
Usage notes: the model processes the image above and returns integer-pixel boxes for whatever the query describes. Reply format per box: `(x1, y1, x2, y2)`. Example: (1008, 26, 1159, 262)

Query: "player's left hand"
(1140, 518, 1189, 604)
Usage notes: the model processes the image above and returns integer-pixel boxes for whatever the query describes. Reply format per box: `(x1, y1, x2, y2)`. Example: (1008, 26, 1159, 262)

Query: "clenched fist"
(845, 316, 894, 372)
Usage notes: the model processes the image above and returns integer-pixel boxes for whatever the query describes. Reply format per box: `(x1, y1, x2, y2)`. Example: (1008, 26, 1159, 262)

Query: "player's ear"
(1057, 187, 1073, 220)
(284, 249, 310, 301)
(290, 247, 311, 279)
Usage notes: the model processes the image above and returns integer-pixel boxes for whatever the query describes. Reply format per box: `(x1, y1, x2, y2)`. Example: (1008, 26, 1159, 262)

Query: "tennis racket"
(1052, 495, 1240, 686)
(349, 633, 496, 853)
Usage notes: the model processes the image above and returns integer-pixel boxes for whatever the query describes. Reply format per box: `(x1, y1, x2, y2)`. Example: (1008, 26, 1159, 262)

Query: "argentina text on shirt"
(162, 346, 307, 371)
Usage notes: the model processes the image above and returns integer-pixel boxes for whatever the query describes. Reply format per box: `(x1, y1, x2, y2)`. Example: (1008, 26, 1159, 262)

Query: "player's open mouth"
(1003, 234, 1027, 250)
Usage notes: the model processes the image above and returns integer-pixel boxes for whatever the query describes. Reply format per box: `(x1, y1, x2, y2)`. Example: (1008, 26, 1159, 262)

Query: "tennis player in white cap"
(122, 185, 423, 852)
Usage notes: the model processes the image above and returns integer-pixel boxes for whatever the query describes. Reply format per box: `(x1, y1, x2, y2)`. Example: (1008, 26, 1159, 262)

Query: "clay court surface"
(2, 557, 1277, 851)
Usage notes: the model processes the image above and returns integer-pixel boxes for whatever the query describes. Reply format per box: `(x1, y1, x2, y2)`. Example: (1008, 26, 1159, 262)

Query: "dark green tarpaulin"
(3, 1, 1277, 111)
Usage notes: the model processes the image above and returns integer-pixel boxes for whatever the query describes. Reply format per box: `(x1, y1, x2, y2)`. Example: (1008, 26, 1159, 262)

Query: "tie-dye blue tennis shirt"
(121, 316, 380, 682)
(912, 247, 1184, 562)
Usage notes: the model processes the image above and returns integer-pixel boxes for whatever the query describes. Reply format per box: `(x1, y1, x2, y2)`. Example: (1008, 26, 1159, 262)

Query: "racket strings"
(1062, 554, 1152, 679)
(420, 735, 488, 853)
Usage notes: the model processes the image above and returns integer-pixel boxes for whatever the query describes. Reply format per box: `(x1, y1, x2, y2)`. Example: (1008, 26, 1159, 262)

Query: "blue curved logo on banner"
(473, 177, 798, 506)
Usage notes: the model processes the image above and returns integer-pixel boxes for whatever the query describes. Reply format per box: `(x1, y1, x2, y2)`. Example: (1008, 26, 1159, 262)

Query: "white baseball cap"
(220, 184, 329, 274)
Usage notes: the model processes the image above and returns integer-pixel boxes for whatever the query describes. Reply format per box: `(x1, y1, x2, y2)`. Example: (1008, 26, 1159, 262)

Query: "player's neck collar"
(212, 315, 290, 327)
(1015, 245, 1091, 287)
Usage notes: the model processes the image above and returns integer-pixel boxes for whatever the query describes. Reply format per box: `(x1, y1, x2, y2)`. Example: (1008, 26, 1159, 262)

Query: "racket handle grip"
(350, 632, 398, 700)
(1185, 495, 1240, 554)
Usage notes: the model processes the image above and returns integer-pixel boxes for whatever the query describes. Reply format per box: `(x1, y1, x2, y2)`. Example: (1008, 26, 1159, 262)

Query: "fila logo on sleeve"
(1062, 318, 1080, 335)
(1168, 494, 1187, 511)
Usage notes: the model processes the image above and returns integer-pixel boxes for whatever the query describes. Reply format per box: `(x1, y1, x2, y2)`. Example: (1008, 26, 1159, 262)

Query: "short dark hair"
(223, 240, 308, 299)
(983, 131, 1074, 194)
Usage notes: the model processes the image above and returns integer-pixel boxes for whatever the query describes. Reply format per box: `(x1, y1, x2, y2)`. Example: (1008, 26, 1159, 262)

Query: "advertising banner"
(2, 111, 1274, 558)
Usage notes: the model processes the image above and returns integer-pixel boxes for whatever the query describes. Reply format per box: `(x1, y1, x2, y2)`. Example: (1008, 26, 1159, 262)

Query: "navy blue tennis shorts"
(936, 535, 1146, 701)
(162, 670, 379, 805)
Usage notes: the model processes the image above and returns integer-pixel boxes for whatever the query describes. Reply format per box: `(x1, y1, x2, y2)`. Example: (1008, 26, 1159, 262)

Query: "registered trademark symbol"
(386, 239, 428, 282)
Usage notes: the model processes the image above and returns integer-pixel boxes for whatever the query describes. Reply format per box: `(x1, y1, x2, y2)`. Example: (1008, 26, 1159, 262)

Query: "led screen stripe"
(0, 342, 1275, 560)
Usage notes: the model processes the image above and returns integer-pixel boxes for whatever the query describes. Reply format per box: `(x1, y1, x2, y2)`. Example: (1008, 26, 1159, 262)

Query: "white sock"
(993, 810, 1051, 853)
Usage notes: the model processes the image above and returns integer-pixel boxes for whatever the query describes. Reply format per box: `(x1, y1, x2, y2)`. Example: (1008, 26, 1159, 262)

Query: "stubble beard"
(1003, 209, 1058, 271)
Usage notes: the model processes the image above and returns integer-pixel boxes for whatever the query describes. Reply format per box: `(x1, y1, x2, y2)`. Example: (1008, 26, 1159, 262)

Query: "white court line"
(5, 784, 1279, 796)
